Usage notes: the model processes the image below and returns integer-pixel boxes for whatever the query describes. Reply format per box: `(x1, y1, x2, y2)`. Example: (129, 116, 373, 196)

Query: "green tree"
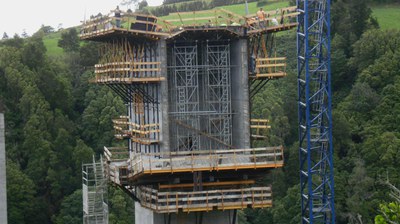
(375, 181, 400, 224)
(53, 189, 83, 224)
(21, 35, 46, 69)
(58, 28, 80, 52)
(375, 202, 400, 224)
(6, 161, 37, 224)
(81, 86, 124, 152)
(108, 186, 135, 224)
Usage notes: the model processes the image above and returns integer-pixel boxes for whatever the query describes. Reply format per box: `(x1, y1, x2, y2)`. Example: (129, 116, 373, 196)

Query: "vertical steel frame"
(169, 44, 201, 151)
(205, 44, 232, 148)
(168, 42, 232, 151)
(297, 0, 335, 223)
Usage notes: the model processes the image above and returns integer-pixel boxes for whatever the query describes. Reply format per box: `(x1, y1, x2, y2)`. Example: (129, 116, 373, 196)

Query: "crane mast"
(297, 0, 335, 223)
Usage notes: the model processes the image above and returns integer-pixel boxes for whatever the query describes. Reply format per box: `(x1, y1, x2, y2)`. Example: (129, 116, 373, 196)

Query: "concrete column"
(135, 202, 154, 224)
(159, 39, 170, 152)
(0, 112, 8, 224)
(231, 38, 250, 149)
(135, 205, 237, 224)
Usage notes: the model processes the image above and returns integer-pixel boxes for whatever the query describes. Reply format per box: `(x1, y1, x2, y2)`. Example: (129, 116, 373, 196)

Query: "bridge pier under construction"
(80, 7, 297, 224)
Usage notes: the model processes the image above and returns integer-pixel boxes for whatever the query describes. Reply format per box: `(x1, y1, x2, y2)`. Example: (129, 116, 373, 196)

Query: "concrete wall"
(0, 113, 8, 224)
(231, 39, 250, 149)
(135, 202, 154, 224)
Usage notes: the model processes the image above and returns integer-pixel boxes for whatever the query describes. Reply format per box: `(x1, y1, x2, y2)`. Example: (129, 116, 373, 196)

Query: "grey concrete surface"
(0, 113, 8, 224)
(231, 39, 251, 149)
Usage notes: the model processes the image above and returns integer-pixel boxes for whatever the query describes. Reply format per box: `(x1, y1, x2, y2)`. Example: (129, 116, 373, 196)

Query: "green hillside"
(43, 31, 63, 57)
(158, 1, 289, 21)
(372, 4, 400, 30)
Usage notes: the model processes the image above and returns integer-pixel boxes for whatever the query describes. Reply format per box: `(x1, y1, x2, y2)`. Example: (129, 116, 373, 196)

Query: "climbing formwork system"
(81, 6, 297, 223)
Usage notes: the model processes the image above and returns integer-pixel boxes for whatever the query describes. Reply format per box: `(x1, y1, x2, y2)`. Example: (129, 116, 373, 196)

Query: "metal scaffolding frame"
(205, 44, 231, 149)
(169, 44, 200, 151)
(83, 156, 109, 224)
(297, 0, 335, 223)
(168, 42, 232, 152)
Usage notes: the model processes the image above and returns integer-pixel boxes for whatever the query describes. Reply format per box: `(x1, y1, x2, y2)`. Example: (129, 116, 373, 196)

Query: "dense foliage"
(0, 28, 133, 223)
(0, 0, 399, 223)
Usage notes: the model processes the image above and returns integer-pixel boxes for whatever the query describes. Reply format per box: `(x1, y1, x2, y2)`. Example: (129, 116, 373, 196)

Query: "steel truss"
(168, 42, 232, 152)
(297, 0, 335, 223)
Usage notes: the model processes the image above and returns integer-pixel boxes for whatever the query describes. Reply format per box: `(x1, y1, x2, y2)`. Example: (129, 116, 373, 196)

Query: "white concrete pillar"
(0, 112, 8, 224)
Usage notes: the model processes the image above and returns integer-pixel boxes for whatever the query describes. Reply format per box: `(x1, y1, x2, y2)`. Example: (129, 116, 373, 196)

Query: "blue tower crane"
(297, 0, 335, 223)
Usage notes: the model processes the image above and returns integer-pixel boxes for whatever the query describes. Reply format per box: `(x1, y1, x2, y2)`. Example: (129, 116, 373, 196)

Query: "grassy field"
(43, 31, 63, 57)
(371, 4, 400, 30)
(159, 1, 290, 22)
(218, 1, 289, 15)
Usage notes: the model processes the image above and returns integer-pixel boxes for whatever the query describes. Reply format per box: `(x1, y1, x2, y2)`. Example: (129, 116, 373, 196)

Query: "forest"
(1, 0, 400, 223)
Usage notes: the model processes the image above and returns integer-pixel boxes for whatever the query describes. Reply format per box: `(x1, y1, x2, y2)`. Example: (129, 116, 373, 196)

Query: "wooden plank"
(255, 72, 286, 78)
(250, 119, 270, 122)
(142, 162, 284, 174)
(250, 125, 272, 129)
(256, 63, 286, 68)
(256, 57, 286, 61)
(166, 16, 217, 23)
(95, 77, 165, 83)
(159, 180, 255, 189)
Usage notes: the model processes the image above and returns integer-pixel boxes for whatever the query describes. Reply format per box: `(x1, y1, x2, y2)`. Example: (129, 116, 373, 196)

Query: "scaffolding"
(83, 157, 109, 224)
(168, 42, 232, 152)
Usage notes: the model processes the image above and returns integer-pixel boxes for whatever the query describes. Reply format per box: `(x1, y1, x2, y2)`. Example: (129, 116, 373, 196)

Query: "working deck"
(138, 186, 272, 213)
(105, 146, 284, 185)
(79, 7, 298, 41)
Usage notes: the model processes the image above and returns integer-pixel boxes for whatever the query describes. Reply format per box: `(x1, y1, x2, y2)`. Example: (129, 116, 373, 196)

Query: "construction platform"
(105, 146, 283, 185)
(138, 186, 272, 213)
(79, 7, 298, 40)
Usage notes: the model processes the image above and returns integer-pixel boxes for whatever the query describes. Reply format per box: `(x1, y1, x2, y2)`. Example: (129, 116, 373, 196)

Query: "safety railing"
(139, 186, 272, 213)
(79, 8, 298, 40)
(250, 57, 287, 79)
(129, 146, 284, 177)
(104, 146, 130, 185)
(112, 116, 160, 144)
(104, 146, 283, 184)
(250, 119, 271, 140)
(94, 61, 163, 83)
(80, 12, 168, 39)
(245, 6, 299, 33)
